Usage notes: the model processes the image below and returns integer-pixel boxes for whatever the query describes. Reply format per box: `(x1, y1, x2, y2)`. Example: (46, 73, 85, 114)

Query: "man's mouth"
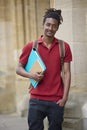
(47, 31, 53, 35)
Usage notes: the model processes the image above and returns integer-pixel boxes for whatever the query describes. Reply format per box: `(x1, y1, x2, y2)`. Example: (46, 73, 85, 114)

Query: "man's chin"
(46, 34, 53, 38)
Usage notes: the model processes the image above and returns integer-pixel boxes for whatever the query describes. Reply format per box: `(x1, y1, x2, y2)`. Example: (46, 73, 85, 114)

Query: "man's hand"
(56, 97, 67, 107)
(31, 72, 44, 82)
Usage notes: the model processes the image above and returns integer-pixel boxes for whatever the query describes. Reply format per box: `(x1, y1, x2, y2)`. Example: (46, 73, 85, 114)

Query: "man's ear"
(57, 25, 59, 31)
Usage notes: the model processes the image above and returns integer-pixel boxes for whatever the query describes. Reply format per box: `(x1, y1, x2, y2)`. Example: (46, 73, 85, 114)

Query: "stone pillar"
(15, 0, 25, 48)
(72, 0, 87, 88)
(54, 0, 87, 129)
(0, 0, 16, 113)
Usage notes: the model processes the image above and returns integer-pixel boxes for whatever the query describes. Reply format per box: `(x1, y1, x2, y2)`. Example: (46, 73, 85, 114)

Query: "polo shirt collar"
(37, 35, 59, 44)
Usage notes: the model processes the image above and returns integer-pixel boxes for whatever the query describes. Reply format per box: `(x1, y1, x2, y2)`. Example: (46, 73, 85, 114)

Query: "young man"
(16, 8, 72, 130)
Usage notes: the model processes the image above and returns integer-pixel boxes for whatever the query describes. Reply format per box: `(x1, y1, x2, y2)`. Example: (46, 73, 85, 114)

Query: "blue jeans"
(28, 98, 64, 130)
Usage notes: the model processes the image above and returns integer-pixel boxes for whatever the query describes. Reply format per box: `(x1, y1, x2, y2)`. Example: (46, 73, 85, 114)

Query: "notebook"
(24, 49, 46, 88)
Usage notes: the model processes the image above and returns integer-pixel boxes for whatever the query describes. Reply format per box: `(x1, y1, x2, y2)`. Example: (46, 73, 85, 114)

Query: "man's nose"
(49, 25, 53, 30)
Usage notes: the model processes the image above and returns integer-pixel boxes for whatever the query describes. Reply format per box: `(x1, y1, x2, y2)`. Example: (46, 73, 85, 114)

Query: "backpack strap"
(58, 39, 65, 67)
(33, 39, 65, 67)
(33, 40, 38, 51)
(58, 39, 65, 82)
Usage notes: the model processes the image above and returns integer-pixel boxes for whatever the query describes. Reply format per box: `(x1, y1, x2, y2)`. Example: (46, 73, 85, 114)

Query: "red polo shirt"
(19, 36, 72, 101)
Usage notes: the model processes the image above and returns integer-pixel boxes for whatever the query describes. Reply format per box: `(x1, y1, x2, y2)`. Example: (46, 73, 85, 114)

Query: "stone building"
(0, 0, 87, 130)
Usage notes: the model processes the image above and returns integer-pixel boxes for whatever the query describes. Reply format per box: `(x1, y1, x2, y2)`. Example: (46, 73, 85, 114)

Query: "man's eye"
(46, 23, 50, 26)
(53, 25, 57, 28)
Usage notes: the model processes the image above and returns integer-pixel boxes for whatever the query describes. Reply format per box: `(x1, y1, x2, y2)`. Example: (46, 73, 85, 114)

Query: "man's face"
(43, 18, 59, 38)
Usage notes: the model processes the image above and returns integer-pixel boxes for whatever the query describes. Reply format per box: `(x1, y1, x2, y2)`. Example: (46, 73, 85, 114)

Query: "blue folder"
(24, 48, 46, 88)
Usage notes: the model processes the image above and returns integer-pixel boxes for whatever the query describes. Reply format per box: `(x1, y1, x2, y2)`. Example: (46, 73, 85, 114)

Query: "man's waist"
(30, 94, 63, 102)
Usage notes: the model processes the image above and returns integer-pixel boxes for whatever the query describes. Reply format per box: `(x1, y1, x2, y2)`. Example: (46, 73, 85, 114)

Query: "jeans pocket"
(54, 101, 64, 109)
(29, 98, 38, 106)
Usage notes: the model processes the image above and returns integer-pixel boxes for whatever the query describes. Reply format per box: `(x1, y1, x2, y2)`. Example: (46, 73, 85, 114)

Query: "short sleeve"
(19, 42, 33, 65)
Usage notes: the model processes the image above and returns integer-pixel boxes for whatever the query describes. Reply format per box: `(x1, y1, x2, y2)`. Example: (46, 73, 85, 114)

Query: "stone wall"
(0, 0, 51, 113)
(0, 0, 16, 113)
(55, 0, 87, 129)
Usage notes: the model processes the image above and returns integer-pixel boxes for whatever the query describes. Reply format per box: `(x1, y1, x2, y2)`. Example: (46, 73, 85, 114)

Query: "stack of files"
(24, 48, 46, 88)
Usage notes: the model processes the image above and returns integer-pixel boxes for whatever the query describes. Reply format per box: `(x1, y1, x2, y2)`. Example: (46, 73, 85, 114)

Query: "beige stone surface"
(0, 0, 50, 114)
(54, 0, 87, 129)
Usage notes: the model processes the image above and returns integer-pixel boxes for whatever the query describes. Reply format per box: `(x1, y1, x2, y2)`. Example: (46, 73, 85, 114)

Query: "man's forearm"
(63, 71, 71, 101)
(16, 66, 31, 78)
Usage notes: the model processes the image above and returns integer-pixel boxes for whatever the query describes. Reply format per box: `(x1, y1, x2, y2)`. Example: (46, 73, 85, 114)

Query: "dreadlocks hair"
(43, 8, 63, 26)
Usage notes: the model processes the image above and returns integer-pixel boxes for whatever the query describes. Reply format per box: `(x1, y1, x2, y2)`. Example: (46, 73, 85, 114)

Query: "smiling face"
(43, 18, 59, 38)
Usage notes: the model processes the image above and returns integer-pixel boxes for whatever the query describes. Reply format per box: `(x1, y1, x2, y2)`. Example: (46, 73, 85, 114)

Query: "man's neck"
(42, 36, 54, 45)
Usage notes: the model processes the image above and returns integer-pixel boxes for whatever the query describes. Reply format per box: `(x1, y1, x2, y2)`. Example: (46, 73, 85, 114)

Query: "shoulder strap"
(33, 40, 38, 51)
(58, 39, 65, 82)
(33, 39, 65, 66)
(58, 39, 65, 67)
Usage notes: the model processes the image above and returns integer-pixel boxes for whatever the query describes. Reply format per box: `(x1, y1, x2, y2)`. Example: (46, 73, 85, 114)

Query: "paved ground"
(0, 114, 48, 130)
(0, 114, 28, 130)
(0, 114, 87, 130)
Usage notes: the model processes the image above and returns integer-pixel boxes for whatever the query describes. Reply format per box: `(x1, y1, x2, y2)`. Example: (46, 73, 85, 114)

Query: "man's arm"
(16, 62, 44, 81)
(57, 62, 71, 106)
